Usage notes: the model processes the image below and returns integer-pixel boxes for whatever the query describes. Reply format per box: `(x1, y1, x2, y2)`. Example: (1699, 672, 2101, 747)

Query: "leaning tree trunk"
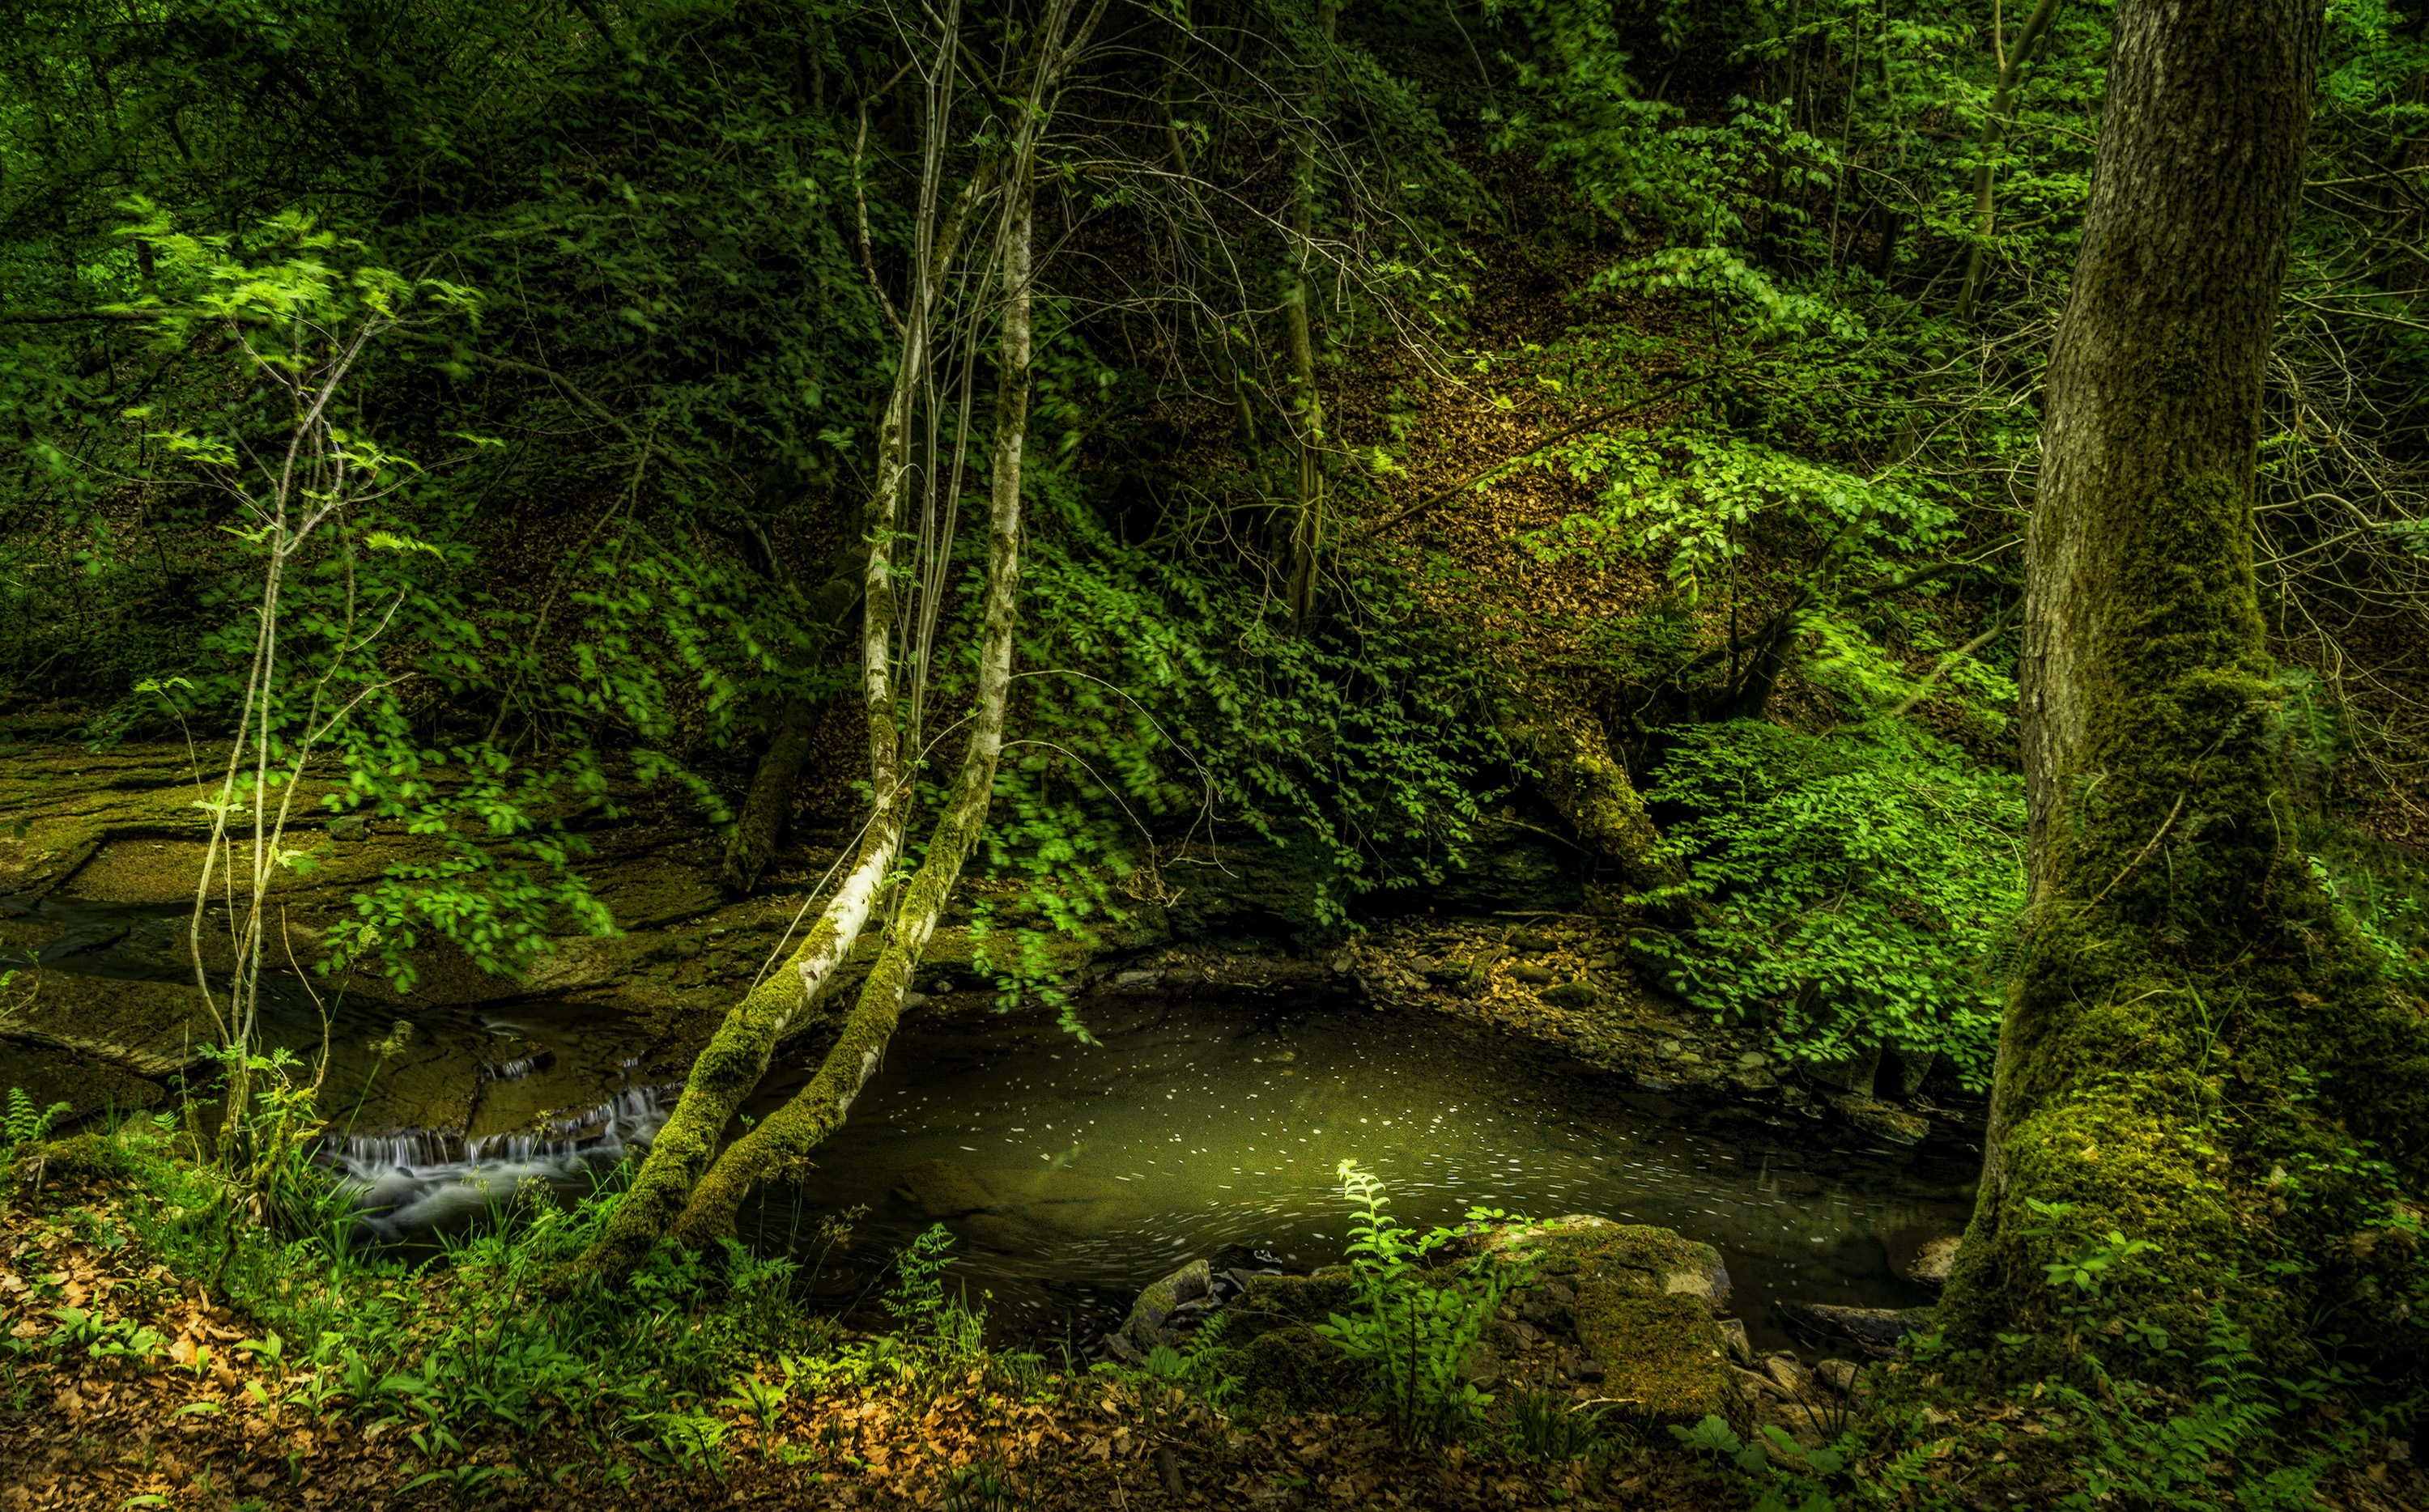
(672, 134, 1044, 1247)
(555, 367, 917, 1281)
(1939, 0, 2429, 1375)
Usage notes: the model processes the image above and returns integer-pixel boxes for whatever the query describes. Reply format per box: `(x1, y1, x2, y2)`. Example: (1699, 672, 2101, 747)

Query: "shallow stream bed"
(728, 997, 1974, 1353)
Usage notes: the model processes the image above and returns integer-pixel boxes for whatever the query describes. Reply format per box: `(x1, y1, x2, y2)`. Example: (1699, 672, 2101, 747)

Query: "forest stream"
(6, 892, 1968, 1354)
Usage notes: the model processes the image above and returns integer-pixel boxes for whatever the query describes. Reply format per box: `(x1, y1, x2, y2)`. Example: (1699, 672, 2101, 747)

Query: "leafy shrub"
(1634, 717, 2023, 1088)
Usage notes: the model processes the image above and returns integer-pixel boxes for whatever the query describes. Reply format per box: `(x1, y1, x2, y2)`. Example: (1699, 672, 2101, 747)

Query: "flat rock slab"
(0, 1040, 164, 1122)
(0, 970, 219, 1077)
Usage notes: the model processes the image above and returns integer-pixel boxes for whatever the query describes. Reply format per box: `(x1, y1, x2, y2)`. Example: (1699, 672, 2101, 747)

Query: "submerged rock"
(1824, 1091, 1930, 1145)
(895, 1157, 997, 1217)
(1777, 1301, 1933, 1360)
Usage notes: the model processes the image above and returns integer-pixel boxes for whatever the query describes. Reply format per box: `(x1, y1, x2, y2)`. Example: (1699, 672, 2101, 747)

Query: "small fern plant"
(1316, 1162, 1531, 1446)
(3, 1085, 71, 1160)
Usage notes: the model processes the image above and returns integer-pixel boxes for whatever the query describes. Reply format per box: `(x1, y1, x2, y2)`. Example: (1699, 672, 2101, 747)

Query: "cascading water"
(323, 1083, 683, 1242)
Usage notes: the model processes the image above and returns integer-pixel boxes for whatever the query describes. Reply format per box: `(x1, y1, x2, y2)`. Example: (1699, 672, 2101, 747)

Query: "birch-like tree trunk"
(552, 18, 977, 1282)
(555, 1, 1088, 1277)
(673, 79, 1050, 1246)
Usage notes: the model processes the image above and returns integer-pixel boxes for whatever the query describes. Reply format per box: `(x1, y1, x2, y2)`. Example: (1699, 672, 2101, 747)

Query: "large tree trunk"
(1941, 0, 2429, 1374)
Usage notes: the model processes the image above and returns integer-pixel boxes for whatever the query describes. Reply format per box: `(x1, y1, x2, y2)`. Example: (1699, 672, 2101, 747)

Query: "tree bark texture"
(1943, 0, 2429, 1374)
(675, 126, 1044, 1245)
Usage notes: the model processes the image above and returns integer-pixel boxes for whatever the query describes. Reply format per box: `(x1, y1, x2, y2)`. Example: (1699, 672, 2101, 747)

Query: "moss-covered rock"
(11, 1130, 126, 1187)
(1483, 1214, 1733, 1310)
(1572, 1283, 1742, 1429)
(1482, 1215, 1742, 1429)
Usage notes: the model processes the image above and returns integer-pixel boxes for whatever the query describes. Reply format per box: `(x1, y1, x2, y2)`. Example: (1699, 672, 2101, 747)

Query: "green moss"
(12, 1132, 127, 1187)
(1572, 1282, 1743, 1431)
(1941, 461, 2429, 1379)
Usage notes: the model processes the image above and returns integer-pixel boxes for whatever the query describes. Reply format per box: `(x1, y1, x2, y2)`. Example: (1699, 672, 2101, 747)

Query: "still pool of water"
(737, 998, 1976, 1353)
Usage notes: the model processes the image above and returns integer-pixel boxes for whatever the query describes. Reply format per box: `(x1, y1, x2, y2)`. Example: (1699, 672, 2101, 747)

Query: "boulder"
(1884, 1225, 1963, 1289)
(1486, 1215, 1733, 1314)
(1717, 1316, 1753, 1367)
(1482, 1216, 1742, 1429)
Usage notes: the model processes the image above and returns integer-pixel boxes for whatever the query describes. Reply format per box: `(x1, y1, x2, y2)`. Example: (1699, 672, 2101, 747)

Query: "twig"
(1886, 609, 2016, 720)
(2082, 791, 2189, 911)
(855, 59, 919, 339)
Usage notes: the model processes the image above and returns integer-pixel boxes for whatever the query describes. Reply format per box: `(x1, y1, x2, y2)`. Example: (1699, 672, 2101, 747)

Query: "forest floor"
(0, 1157, 1757, 1511)
(5, 1146, 2425, 1511)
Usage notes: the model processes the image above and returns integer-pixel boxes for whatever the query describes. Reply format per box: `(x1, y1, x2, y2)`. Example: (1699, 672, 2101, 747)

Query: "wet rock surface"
(1776, 1300, 1935, 1360)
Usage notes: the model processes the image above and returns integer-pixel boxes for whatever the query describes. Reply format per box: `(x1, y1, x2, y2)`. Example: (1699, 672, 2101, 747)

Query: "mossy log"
(1492, 678, 1682, 897)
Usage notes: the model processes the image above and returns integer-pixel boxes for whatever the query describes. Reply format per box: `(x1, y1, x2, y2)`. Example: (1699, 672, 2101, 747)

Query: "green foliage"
(1634, 718, 2021, 1088)
(1312, 1161, 1532, 1446)
(956, 486, 1508, 972)
(1667, 1413, 1843, 1512)
(2, 1085, 70, 1157)
(1531, 430, 1958, 604)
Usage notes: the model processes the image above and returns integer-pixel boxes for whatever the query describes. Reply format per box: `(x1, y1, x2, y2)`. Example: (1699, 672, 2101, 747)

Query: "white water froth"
(324, 1084, 682, 1240)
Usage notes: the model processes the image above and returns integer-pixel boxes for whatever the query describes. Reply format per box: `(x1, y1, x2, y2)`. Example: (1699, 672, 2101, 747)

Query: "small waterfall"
(321, 1082, 684, 1241)
(477, 1055, 546, 1083)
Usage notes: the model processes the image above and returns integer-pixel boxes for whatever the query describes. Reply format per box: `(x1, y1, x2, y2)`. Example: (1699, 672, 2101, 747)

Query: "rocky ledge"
(1094, 1213, 1918, 1442)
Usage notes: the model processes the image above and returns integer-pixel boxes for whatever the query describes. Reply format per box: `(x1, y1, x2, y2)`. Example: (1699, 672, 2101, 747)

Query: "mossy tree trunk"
(553, 3, 1090, 1276)
(673, 87, 1050, 1245)
(559, 351, 922, 1284)
(1940, 0, 2429, 1373)
(553, 15, 986, 1284)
